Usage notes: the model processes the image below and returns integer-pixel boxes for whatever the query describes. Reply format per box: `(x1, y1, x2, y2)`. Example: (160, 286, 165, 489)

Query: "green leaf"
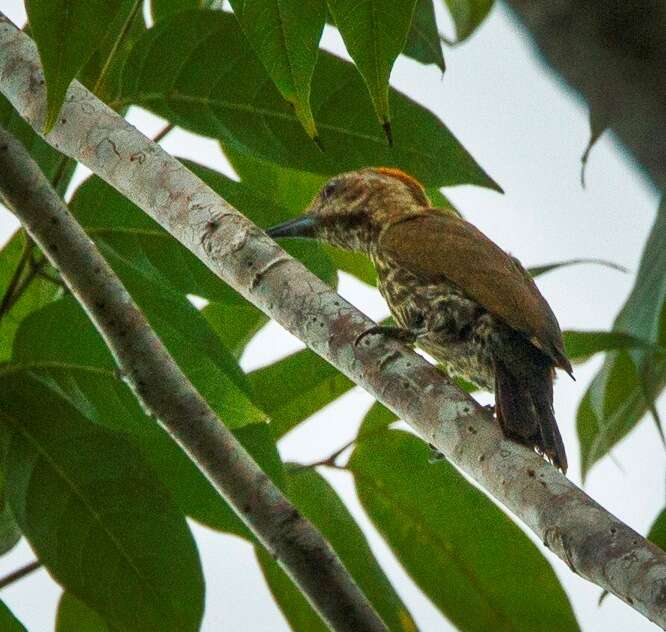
(0, 232, 61, 363)
(257, 466, 418, 631)
(0, 600, 27, 632)
(25, 0, 134, 131)
(404, 0, 446, 72)
(578, 199, 666, 478)
(327, 0, 418, 138)
(0, 472, 21, 556)
(563, 330, 665, 364)
(119, 10, 496, 189)
(202, 301, 268, 359)
(0, 97, 73, 194)
(56, 593, 109, 632)
(0, 376, 204, 632)
(358, 401, 398, 438)
(228, 0, 326, 139)
(527, 257, 627, 278)
(350, 430, 579, 631)
(78, 1, 145, 104)
(249, 349, 354, 438)
(5, 297, 272, 534)
(441, 0, 493, 42)
(151, 0, 220, 22)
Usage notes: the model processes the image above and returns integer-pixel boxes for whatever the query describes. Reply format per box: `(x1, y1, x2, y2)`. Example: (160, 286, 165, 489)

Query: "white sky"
(0, 1, 663, 631)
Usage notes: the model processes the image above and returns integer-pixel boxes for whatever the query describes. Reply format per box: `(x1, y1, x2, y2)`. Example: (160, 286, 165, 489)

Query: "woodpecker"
(266, 167, 572, 472)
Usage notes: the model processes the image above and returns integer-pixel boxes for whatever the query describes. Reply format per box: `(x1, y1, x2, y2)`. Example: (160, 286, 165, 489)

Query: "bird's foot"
(355, 325, 418, 347)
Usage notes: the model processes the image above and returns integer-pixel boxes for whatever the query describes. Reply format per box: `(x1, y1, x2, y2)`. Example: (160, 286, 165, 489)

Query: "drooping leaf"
(248, 349, 354, 438)
(441, 0, 493, 42)
(327, 0, 418, 139)
(350, 430, 580, 631)
(527, 257, 627, 279)
(6, 297, 274, 534)
(118, 10, 496, 189)
(228, 0, 326, 139)
(257, 466, 418, 631)
(0, 600, 27, 632)
(578, 199, 666, 478)
(580, 107, 607, 188)
(25, 0, 134, 131)
(0, 97, 74, 194)
(404, 0, 445, 72)
(0, 376, 205, 632)
(56, 593, 109, 632)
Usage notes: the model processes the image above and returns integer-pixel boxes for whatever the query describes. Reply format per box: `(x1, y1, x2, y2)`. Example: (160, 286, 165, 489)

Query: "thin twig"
(152, 123, 174, 143)
(0, 560, 42, 590)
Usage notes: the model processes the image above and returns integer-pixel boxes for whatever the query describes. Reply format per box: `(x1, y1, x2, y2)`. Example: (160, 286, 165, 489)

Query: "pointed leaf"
(151, 0, 219, 22)
(0, 472, 21, 556)
(647, 508, 666, 552)
(257, 466, 418, 631)
(118, 10, 496, 188)
(327, 0, 418, 135)
(248, 349, 354, 438)
(350, 430, 579, 631)
(228, 0, 326, 139)
(578, 198, 666, 477)
(25, 0, 134, 131)
(404, 0, 446, 72)
(563, 330, 665, 364)
(441, 0, 493, 41)
(0, 376, 205, 632)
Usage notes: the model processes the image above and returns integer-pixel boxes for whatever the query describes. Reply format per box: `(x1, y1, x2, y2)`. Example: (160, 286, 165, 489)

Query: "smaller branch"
(0, 126, 386, 632)
(0, 560, 42, 590)
(152, 123, 174, 144)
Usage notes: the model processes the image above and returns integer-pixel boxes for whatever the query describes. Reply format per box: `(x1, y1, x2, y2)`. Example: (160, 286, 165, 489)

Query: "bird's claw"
(355, 325, 417, 347)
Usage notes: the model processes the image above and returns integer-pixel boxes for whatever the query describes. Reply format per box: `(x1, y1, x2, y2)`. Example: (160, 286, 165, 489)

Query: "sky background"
(0, 1, 663, 630)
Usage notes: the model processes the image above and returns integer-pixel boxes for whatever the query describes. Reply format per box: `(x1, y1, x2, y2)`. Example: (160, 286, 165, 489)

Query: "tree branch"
(502, 0, 666, 191)
(0, 126, 386, 632)
(1, 13, 665, 627)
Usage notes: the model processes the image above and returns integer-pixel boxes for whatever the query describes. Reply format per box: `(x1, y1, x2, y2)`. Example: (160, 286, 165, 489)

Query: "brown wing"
(379, 212, 573, 375)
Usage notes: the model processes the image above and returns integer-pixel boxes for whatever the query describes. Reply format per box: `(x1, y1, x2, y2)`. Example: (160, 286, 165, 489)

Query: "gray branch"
(0, 129, 386, 631)
(503, 0, 666, 191)
(1, 12, 666, 627)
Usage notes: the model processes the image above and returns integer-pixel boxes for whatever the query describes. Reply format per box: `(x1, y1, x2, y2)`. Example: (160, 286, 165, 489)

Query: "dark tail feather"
(494, 359, 568, 473)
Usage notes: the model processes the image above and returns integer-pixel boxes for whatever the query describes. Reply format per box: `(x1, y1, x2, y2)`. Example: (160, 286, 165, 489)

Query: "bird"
(266, 167, 572, 472)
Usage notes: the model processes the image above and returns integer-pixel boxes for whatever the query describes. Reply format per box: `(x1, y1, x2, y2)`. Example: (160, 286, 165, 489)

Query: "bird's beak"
(266, 214, 318, 239)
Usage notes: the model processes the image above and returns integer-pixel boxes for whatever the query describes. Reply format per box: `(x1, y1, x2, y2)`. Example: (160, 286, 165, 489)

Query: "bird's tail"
(494, 359, 568, 473)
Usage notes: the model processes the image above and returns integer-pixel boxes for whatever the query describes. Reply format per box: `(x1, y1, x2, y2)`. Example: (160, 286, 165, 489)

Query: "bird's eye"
(322, 181, 337, 199)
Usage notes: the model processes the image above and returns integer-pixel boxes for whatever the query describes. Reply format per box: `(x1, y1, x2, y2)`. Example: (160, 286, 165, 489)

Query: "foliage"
(0, 0, 660, 630)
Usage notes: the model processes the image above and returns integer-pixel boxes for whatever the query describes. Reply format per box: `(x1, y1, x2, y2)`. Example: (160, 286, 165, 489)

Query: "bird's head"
(266, 167, 430, 253)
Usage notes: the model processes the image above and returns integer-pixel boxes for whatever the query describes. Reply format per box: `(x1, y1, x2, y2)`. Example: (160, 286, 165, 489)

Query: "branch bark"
(1, 12, 666, 627)
(0, 125, 386, 632)
(503, 0, 666, 192)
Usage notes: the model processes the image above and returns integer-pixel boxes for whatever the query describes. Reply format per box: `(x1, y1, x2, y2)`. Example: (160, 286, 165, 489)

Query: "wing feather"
(379, 213, 572, 374)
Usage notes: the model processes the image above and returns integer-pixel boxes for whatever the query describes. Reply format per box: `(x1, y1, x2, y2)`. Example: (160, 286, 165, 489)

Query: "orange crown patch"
(373, 167, 429, 207)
